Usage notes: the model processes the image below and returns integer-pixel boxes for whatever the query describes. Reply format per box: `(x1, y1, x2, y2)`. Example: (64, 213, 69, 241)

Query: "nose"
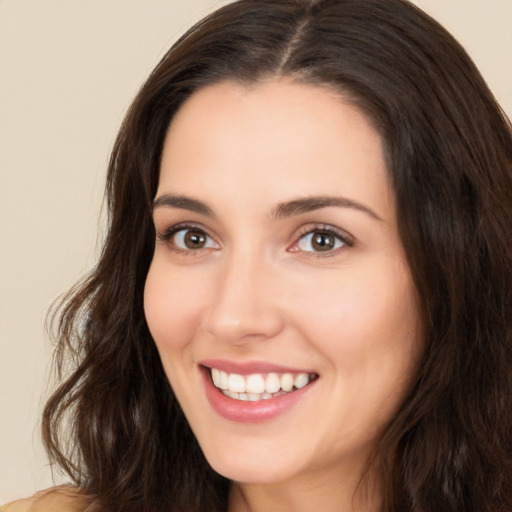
(201, 250, 284, 344)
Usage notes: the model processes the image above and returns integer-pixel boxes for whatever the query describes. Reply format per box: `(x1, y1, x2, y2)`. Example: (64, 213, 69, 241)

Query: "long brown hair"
(43, 1, 512, 510)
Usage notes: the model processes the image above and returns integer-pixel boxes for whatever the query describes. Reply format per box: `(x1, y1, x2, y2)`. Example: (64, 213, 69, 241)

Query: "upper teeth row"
(210, 368, 311, 394)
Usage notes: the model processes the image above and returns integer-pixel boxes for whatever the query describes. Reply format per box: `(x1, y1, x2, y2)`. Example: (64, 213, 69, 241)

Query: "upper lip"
(200, 358, 317, 375)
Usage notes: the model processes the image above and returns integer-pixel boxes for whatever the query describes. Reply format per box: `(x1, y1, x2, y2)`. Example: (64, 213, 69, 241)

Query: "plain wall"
(1, 0, 511, 502)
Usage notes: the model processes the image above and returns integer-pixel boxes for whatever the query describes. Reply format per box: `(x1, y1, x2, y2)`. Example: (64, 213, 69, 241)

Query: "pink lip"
(199, 364, 318, 423)
(200, 358, 314, 375)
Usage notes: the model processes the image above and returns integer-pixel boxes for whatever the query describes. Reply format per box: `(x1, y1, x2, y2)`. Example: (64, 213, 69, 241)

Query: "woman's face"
(144, 80, 422, 486)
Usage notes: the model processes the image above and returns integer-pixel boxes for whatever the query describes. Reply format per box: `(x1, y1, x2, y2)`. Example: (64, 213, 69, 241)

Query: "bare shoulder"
(2, 486, 87, 512)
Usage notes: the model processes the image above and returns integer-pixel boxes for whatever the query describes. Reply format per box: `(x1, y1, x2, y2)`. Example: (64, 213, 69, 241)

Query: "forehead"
(158, 80, 393, 221)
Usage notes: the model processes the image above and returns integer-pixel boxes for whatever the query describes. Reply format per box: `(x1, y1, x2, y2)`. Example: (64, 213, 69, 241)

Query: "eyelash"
(156, 223, 354, 257)
(290, 224, 354, 257)
(156, 222, 216, 254)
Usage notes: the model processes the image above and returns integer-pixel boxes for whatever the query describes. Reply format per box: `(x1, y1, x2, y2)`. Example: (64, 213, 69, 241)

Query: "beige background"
(1, 0, 511, 502)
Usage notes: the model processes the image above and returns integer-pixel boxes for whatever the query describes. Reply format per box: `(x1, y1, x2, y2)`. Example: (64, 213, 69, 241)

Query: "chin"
(202, 444, 301, 485)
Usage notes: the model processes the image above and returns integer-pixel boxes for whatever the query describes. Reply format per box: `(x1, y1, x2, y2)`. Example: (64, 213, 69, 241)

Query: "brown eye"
(183, 230, 207, 248)
(171, 228, 218, 251)
(296, 229, 347, 253)
(311, 232, 336, 251)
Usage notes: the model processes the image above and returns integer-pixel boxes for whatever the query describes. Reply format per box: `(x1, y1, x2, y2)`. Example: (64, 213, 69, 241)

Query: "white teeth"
(211, 368, 220, 387)
(219, 371, 229, 390)
(281, 373, 294, 392)
(209, 368, 315, 400)
(228, 373, 246, 393)
(265, 373, 281, 393)
(246, 374, 265, 394)
(294, 373, 309, 389)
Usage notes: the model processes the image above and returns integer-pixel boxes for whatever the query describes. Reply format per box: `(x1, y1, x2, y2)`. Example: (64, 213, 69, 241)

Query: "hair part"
(43, 1, 512, 511)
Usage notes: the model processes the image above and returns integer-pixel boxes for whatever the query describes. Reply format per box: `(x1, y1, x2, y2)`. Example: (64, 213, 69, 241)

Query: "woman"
(5, 0, 512, 510)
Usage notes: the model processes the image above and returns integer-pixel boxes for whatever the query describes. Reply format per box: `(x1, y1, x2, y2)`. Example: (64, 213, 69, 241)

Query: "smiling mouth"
(207, 367, 319, 401)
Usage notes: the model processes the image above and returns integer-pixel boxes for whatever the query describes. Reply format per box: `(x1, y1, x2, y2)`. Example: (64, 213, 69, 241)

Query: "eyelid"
(155, 221, 353, 257)
(156, 222, 220, 250)
(288, 224, 354, 256)
(156, 221, 201, 242)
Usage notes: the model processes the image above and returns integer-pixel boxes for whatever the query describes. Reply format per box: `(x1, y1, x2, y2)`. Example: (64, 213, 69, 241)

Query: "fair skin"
(2, 486, 85, 512)
(144, 80, 422, 512)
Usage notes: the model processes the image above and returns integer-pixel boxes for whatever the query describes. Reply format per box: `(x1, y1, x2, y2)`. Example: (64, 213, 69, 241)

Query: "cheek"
(290, 260, 421, 379)
(143, 262, 204, 354)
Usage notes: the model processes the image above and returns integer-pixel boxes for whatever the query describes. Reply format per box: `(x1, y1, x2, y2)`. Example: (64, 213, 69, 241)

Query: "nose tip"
(201, 260, 284, 344)
(203, 306, 283, 344)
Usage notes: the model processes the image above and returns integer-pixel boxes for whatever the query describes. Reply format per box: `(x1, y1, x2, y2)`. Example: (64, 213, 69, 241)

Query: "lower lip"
(201, 368, 316, 423)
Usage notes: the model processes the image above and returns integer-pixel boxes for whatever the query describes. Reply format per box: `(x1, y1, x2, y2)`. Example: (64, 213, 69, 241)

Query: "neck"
(227, 464, 382, 512)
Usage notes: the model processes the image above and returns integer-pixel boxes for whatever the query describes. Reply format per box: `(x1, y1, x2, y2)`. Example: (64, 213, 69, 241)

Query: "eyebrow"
(152, 194, 214, 216)
(152, 193, 382, 221)
(272, 196, 383, 221)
